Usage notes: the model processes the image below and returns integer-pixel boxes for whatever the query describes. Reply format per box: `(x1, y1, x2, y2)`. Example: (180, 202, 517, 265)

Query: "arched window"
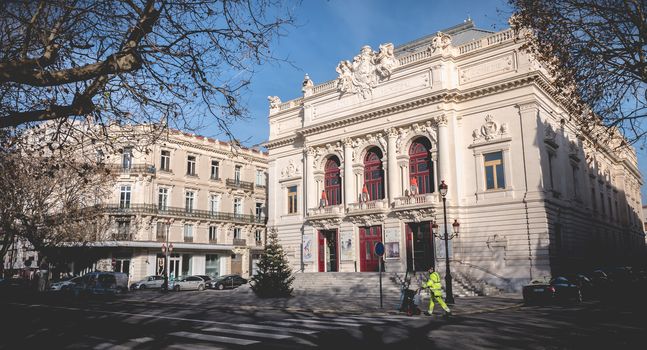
(364, 147, 384, 200)
(324, 156, 342, 205)
(409, 138, 434, 194)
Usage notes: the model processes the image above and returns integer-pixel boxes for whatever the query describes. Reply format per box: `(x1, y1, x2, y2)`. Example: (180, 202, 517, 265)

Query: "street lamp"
(432, 180, 459, 304)
(162, 219, 174, 292)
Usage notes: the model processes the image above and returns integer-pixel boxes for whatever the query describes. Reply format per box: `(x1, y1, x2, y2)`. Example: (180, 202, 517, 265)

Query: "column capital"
(342, 137, 354, 147)
(385, 127, 399, 139)
(305, 146, 317, 156)
(436, 114, 448, 127)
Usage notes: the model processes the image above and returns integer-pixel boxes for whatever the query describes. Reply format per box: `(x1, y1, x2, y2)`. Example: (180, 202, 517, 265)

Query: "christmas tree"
(250, 228, 294, 298)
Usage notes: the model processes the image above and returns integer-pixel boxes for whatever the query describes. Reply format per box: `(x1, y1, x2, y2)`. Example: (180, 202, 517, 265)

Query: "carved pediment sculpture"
(280, 160, 301, 178)
(268, 96, 281, 111)
(472, 115, 509, 142)
(336, 43, 399, 99)
(430, 32, 452, 52)
(544, 121, 557, 145)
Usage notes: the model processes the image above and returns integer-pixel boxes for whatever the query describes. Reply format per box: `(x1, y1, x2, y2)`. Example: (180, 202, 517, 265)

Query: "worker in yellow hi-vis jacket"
(422, 266, 451, 317)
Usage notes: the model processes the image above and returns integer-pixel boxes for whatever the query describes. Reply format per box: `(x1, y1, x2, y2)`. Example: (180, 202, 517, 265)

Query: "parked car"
(169, 275, 205, 291)
(0, 277, 31, 296)
(130, 275, 165, 290)
(210, 274, 248, 290)
(73, 271, 129, 296)
(49, 276, 82, 292)
(522, 276, 582, 305)
(195, 275, 214, 288)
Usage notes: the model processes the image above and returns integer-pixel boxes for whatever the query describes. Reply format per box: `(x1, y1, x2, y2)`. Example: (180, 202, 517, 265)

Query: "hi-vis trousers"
(428, 292, 451, 314)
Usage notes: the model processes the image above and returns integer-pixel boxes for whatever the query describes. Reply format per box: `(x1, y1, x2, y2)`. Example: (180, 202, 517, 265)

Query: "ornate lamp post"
(432, 180, 460, 304)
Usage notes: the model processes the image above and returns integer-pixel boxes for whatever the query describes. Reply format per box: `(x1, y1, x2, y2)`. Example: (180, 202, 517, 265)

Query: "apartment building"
(66, 129, 268, 283)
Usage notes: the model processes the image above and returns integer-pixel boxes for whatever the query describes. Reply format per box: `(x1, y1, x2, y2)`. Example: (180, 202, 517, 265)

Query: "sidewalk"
(118, 286, 524, 316)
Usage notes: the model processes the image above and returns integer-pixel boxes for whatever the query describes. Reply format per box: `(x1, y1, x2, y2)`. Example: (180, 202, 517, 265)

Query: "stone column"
(386, 128, 399, 202)
(305, 147, 315, 210)
(437, 115, 450, 191)
(343, 138, 354, 208)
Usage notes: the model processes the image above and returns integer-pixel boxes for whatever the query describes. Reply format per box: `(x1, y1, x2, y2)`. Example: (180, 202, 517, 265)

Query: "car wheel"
(139, 285, 146, 290)
(198, 284, 204, 291)
(174, 285, 180, 292)
(217, 284, 224, 290)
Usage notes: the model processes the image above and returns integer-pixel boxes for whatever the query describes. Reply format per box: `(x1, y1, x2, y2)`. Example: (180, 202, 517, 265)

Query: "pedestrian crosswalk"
(105, 314, 414, 349)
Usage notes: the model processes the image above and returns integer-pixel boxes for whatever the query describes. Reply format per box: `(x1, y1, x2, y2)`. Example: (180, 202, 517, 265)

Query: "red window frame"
(364, 147, 384, 200)
(409, 138, 434, 194)
(324, 157, 342, 205)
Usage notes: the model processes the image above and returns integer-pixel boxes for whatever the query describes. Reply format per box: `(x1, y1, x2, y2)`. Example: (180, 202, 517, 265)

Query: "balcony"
(347, 199, 389, 215)
(255, 240, 264, 247)
(393, 193, 437, 209)
(108, 163, 156, 175)
(102, 204, 266, 225)
(233, 238, 246, 246)
(307, 204, 344, 218)
(112, 233, 132, 241)
(184, 236, 194, 243)
(226, 178, 254, 191)
(209, 238, 218, 244)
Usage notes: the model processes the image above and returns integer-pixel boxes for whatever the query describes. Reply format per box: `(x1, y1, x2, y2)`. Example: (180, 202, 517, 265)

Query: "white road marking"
(265, 321, 346, 330)
(282, 318, 361, 327)
(201, 326, 292, 340)
(233, 323, 318, 335)
(169, 331, 259, 346)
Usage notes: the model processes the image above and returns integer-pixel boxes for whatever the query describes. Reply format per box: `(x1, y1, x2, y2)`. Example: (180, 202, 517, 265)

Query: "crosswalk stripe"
(265, 321, 346, 331)
(282, 318, 361, 327)
(201, 326, 292, 340)
(169, 331, 259, 346)
(234, 323, 318, 335)
(326, 317, 387, 325)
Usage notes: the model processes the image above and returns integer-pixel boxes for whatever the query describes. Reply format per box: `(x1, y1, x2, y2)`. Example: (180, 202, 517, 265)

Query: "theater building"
(264, 21, 645, 291)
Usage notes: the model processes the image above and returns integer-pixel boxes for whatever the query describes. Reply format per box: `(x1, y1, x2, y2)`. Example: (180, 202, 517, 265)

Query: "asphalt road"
(1, 290, 645, 349)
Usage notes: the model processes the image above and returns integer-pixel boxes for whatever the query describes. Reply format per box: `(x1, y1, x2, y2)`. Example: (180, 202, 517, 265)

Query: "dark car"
(522, 276, 582, 305)
(210, 274, 247, 290)
(195, 275, 214, 288)
(0, 277, 31, 296)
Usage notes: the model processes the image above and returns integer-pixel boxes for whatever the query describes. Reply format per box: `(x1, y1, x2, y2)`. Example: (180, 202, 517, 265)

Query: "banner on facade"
(340, 231, 354, 261)
(302, 235, 314, 262)
(384, 228, 400, 259)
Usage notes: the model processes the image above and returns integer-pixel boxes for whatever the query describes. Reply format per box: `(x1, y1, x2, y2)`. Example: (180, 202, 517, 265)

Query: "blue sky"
(200, 0, 647, 202)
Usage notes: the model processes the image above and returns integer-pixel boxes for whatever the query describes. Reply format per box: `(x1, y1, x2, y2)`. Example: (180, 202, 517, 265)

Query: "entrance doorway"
(318, 230, 338, 272)
(359, 226, 382, 272)
(169, 254, 180, 279)
(406, 222, 435, 271)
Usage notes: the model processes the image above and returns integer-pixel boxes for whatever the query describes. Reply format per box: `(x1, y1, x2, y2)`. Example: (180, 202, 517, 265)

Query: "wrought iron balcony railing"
(233, 238, 247, 246)
(102, 204, 267, 224)
(108, 163, 156, 175)
(226, 178, 254, 191)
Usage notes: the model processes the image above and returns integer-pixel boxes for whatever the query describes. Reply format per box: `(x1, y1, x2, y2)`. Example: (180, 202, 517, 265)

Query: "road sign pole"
(374, 242, 385, 309)
(379, 258, 383, 308)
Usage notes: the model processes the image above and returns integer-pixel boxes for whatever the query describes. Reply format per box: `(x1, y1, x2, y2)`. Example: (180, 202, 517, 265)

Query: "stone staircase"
(237, 271, 504, 299)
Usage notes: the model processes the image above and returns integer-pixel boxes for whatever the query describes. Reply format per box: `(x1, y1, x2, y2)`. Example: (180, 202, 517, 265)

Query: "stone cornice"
(296, 73, 542, 138)
(165, 137, 268, 164)
(264, 135, 298, 150)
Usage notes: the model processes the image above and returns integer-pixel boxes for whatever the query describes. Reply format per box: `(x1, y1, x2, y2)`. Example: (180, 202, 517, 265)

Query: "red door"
(359, 226, 382, 272)
(318, 231, 325, 272)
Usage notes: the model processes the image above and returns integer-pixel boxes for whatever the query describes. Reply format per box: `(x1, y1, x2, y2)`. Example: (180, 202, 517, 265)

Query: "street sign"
(374, 242, 385, 257)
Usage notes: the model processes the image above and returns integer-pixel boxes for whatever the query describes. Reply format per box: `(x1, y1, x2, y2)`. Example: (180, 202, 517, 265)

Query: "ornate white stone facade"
(265, 21, 645, 291)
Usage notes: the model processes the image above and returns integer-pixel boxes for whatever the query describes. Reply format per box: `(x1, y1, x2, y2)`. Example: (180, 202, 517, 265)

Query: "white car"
(49, 276, 82, 292)
(169, 276, 205, 291)
(130, 275, 165, 290)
